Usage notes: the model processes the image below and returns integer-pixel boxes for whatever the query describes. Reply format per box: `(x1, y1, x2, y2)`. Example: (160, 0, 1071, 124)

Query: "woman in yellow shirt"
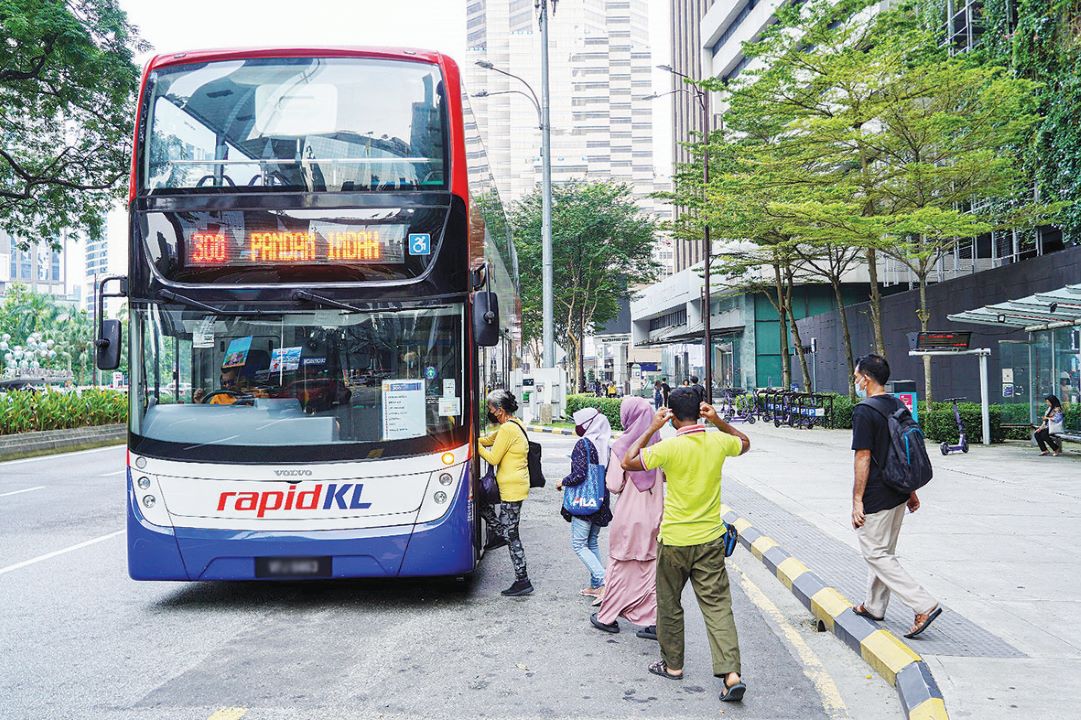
(477, 389, 533, 596)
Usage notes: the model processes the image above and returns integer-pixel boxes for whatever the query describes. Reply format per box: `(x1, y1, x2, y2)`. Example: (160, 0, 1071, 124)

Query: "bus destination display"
(187, 223, 408, 266)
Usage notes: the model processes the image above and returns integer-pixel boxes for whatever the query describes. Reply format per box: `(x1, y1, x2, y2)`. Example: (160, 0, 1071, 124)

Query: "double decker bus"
(96, 48, 520, 581)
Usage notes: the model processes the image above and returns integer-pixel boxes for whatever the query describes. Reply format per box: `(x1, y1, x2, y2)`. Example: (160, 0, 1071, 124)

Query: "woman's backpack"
(511, 421, 546, 488)
(562, 438, 606, 516)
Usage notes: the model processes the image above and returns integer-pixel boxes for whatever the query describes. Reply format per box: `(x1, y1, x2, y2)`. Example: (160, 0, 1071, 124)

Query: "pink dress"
(596, 449, 664, 626)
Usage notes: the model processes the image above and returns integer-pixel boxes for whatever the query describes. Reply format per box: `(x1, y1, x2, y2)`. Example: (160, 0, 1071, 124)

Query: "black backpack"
(511, 421, 546, 488)
(863, 396, 933, 493)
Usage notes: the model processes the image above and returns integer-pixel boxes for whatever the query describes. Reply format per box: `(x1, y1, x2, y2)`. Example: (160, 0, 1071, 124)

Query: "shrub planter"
(0, 423, 126, 461)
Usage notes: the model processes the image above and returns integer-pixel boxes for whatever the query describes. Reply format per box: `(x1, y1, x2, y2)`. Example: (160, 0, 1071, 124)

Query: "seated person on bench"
(1034, 394, 1064, 457)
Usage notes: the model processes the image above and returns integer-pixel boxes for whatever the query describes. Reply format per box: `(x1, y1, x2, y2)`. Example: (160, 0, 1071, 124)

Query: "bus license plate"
(255, 556, 332, 578)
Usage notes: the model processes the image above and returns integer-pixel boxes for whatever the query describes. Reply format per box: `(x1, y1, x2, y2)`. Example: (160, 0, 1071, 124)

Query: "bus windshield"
(130, 302, 466, 463)
(143, 57, 446, 193)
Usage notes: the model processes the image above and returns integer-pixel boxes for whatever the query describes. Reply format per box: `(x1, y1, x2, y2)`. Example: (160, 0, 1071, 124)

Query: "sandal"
(853, 604, 884, 622)
(905, 605, 943, 638)
(720, 679, 746, 703)
(648, 660, 683, 680)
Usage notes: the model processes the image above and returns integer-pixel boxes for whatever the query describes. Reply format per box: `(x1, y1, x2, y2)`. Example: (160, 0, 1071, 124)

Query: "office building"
(669, 0, 714, 272)
(465, 0, 668, 264)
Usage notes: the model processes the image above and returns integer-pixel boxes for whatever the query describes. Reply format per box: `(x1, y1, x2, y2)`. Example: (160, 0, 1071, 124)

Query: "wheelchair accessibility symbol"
(408, 233, 431, 256)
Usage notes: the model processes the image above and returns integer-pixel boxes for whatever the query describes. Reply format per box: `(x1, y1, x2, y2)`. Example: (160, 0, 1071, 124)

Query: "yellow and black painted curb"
(720, 503, 949, 720)
(525, 425, 576, 436)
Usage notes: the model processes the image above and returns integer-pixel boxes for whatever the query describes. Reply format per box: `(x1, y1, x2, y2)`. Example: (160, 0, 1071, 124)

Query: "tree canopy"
(510, 181, 660, 387)
(667, 0, 1058, 399)
(0, 0, 146, 246)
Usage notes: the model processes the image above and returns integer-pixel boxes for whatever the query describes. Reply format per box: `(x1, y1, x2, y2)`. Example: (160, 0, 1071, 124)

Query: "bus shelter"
(948, 284, 1081, 429)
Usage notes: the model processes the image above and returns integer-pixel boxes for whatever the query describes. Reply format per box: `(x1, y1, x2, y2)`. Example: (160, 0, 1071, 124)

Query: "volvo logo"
(274, 469, 313, 477)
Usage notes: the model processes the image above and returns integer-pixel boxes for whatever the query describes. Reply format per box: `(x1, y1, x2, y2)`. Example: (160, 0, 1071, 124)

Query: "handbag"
(562, 438, 606, 516)
(479, 464, 501, 506)
(510, 421, 546, 488)
(723, 523, 739, 558)
(1049, 411, 1065, 436)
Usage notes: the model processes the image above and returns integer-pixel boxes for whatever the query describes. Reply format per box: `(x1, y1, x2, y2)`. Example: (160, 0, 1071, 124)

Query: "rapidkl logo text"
(217, 484, 372, 518)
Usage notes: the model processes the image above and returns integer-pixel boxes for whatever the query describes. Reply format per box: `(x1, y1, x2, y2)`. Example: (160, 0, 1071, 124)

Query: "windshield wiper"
(291, 290, 365, 313)
(158, 289, 274, 316)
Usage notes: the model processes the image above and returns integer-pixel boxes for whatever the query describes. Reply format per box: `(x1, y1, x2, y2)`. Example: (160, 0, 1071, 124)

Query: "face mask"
(855, 377, 867, 399)
(487, 411, 500, 424)
(574, 412, 598, 437)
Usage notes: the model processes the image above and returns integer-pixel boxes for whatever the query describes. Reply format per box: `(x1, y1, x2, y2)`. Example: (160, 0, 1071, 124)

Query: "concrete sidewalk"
(722, 422, 1081, 719)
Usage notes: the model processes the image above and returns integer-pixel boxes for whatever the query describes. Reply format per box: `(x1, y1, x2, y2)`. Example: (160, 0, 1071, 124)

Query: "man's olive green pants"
(656, 535, 741, 676)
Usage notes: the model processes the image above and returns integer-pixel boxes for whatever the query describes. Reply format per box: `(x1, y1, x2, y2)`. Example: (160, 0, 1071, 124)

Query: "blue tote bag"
(562, 438, 606, 516)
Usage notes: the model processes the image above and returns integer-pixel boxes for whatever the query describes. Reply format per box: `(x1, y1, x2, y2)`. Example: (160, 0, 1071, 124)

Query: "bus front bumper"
(126, 474, 475, 581)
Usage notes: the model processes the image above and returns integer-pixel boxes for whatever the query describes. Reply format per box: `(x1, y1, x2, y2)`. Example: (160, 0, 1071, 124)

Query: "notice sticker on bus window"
(443, 379, 456, 399)
(193, 316, 215, 348)
(438, 397, 461, 417)
(382, 380, 426, 440)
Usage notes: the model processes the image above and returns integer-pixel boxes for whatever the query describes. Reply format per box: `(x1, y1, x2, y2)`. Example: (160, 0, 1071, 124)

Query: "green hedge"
(0, 388, 127, 435)
(565, 394, 623, 430)
(922, 403, 1003, 445)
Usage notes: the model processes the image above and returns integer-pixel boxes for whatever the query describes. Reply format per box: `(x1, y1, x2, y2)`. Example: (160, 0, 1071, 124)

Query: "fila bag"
(562, 438, 606, 516)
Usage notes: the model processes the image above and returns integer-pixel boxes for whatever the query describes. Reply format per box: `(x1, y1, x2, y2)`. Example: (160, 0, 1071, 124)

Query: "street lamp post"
(648, 66, 714, 403)
(475, 0, 557, 370)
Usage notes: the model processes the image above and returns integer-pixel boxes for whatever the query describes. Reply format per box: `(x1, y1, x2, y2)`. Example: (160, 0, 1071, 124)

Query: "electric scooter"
(940, 397, 969, 455)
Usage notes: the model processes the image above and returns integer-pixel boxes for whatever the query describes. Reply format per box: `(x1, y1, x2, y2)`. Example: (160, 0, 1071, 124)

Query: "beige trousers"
(856, 503, 936, 617)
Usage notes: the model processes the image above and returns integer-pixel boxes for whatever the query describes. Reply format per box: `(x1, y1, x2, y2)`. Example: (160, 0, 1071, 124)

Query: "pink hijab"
(610, 396, 661, 492)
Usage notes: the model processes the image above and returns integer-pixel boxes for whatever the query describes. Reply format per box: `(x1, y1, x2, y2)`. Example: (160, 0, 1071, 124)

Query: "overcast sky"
(79, 1, 673, 297)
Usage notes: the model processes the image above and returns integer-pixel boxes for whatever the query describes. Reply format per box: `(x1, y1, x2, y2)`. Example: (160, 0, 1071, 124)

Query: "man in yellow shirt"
(621, 386, 750, 704)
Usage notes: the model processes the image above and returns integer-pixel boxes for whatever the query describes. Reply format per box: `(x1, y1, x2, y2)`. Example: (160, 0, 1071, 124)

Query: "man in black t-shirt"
(850, 354, 942, 639)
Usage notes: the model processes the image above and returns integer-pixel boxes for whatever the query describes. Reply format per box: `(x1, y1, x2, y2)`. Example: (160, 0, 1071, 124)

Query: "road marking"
(101, 470, 126, 477)
(208, 708, 248, 720)
(731, 558, 850, 719)
(0, 530, 123, 577)
(0, 444, 123, 467)
(0, 486, 45, 498)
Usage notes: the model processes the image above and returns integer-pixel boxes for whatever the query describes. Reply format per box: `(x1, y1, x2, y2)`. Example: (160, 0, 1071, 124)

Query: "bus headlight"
(434, 491, 448, 504)
(134, 456, 147, 469)
(438, 473, 453, 486)
(142, 495, 156, 509)
(137, 476, 151, 490)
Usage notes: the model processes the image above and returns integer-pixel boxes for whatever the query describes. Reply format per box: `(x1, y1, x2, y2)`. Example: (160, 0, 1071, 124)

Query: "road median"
(0, 424, 126, 462)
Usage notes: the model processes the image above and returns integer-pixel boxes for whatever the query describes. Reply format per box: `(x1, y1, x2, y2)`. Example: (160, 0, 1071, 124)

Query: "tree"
(729, 0, 1053, 402)
(510, 182, 660, 390)
(0, 0, 146, 245)
(0, 284, 95, 383)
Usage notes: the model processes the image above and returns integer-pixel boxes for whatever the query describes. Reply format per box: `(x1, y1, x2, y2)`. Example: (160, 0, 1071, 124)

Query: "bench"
(1052, 432, 1081, 444)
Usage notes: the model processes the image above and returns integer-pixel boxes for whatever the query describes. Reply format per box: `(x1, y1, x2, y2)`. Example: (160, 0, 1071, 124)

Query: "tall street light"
(475, 0, 556, 370)
(645, 65, 714, 403)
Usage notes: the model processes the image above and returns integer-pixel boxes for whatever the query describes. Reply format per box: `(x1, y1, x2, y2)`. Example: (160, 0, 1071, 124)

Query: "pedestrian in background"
(590, 396, 665, 638)
(477, 389, 533, 597)
(660, 378, 671, 407)
(653, 380, 664, 409)
(689, 375, 706, 405)
(558, 407, 613, 601)
(621, 387, 750, 703)
(850, 354, 941, 637)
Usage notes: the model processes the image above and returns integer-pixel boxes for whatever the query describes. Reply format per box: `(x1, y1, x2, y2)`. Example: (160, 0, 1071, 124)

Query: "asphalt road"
(0, 436, 899, 720)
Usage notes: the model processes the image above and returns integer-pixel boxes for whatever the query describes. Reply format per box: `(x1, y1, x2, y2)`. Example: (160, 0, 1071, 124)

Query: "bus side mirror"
(473, 291, 500, 347)
(96, 320, 121, 370)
